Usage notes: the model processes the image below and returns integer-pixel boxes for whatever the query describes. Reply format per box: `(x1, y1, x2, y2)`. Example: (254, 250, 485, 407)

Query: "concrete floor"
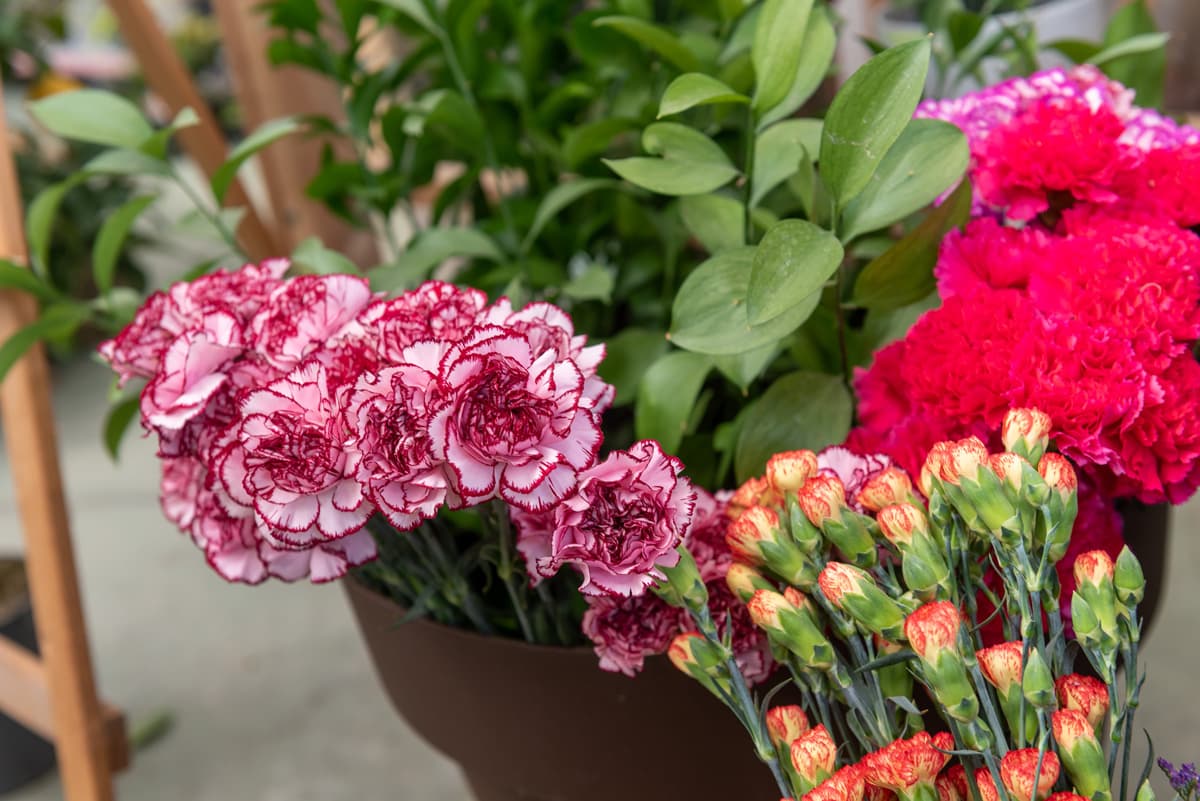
(0, 359, 1197, 800)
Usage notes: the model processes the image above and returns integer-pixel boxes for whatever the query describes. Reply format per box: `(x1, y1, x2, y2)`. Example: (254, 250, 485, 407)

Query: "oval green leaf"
(635, 350, 712, 453)
(669, 247, 822, 355)
(93, 195, 156, 293)
(211, 117, 302, 203)
(658, 73, 749, 117)
(757, 6, 837, 129)
(747, 219, 843, 326)
(752, 0, 814, 113)
(819, 38, 931, 208)
(752, 118, 822, 207)
(604, 158, 738, 197)
(30, 90, 153, 149)
(840, 118, 969, 242)
(679, 193, 744, 254)
(734, 371, 851, 482)
(103, 396, 141, 461)
(0, 259, 59, 303)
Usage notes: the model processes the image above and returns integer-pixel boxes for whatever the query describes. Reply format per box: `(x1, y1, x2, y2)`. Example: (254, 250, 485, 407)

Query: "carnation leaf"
(635, 350, 712, 453)
(747, 218, 843, 326)
(851, 178, 972, 311)
(711, 342, 779, 391)
(0, 259, 60, 303)
(26, 178, 83, 279)
(734, 371, 851, 482)
(0, 303, 92, 384)
(604, 157, 738, 197)
(818, 38, 931, 208)
(840, 119, 969, 242)
(751, 0, 814, 114)
(211, 116, 302, 204)
(93, 195, 157, 293)
(756, 6, 836, 129)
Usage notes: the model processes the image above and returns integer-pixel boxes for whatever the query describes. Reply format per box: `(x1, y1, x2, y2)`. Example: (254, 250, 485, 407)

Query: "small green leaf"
(593, 16, 701, 72)
(376, 0, 443, 35)
(712, 342, 779, 391)
(852, 178, 972, 311)
(642, 122, 730, 164)
(83, 148, 171, 177)
(747, 219, 843, 325)
(1045, 39, 1102, 64)
(752, 118, 822, 207)
(30, 90, 153, 148)
(819, 39, 931, 208)
(140, 107, 201, 159)
(562, 264, 616, 303)
(1088, 32, 1169, 68)
(0, 259, 59, 303)
(752, 0, 814, 113)
(635, 351, 712, 453)
(658, 73, 749, 117)
(0, 304, 92, 384)
(523, 179, 621, 252)
(103, 396, 141, 460)
(840, 119, 969, 242)
(92, 195, 156, 294)
(757, 6, 836, 129)
(597, 328, 670, 407)
(1100, 0, 1165, 108)
(211, 117, 302, 203)
(371, 227, 504, 291)
(562, 118, 638, 168)
(720, 5, 761, 63)
(26, 179, 80, 278)
(947, 11, 984, 55)
(679, 194, 744, 254)
(669, 247, 822, 355)
(605, 158, 738, 196)
(292, 236, 361, 275)
(734, 371, 851, 482)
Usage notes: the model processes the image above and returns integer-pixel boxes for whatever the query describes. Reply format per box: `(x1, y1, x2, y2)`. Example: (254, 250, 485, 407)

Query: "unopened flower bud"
(857, 468, 915, 512)
(987, 453, 1026, 493)
(977, 641, 1023, 695)
(1113, 545, 1146, 608)
(1038, 453, 1077, 500)
(790, 724, 838, 792)
(1055, 674, 1109, 733)
(818, 562, 906, 640)
(877, 504, 929, 550)
(904, 602, 979, 723)
(727, 506, 781, 566)
(798, 474, 848, 527)
(785, 586, 817, 615)
(668, 631, 721, 676)
(1074, 550, 1115, 588)
(749, 589, 835, 670)
(974, 769, 1002, 801)
(904, 601, 963, 663)
(1071, 593, 1105, 653)
(729, 476, 779, 520)
(1001, 748, 1061, 801)
(766, 704, 810, 748)
(1073, 550, 1119, 646)
(940, 437, 989, 485)
(1136, 780, 1156, 801)
(919, 442, 952, 497)
(1003, 408, 1052, 464)
(1021, 648, 1056, 709)
(767, 450, 819, 495)
(1052, 710, 1111, 801)
(726, 562, 775, 602)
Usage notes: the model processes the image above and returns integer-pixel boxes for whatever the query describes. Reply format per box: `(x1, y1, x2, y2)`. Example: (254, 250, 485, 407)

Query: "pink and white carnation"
(581, 593, 687, 676)
(429, 325, 605, 512)
(219, 361, 371, 546)
(140, 311, 244, 433)
(536, 440, 696, 597)
(816, 446, 894, 512)
(345, 341, 450, 530)
(345, 281, 488, 362)
(249, 274, 376, 372)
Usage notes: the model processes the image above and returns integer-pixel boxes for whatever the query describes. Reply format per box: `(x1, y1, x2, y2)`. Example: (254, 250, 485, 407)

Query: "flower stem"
(492, 500, 537, 643)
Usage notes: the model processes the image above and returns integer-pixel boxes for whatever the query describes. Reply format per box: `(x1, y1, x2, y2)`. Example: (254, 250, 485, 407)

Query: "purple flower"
(1159, 759, 1199, 799)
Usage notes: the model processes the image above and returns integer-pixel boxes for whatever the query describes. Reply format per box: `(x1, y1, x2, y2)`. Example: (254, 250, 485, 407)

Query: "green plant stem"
(968, 658, 1010, 755)
(491, 500, 537, 643)
(1119, 634, 1141, 801)
(169, 165, 242, 256)
(743, 106, 756, 244)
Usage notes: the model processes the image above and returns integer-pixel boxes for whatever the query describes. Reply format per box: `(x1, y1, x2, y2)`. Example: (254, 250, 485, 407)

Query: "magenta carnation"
(429, 326, 603, 512)
(537, 440, 695, 597)
(936, 217, 1050, 298)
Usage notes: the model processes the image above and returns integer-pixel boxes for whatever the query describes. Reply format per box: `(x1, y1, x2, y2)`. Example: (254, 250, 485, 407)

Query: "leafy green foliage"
(30, 90, 153, 149)
(751, 0, 814, 113)
(635, 351, 712, 452)
(734, 371, 851, 482)
(747, 219, 843, 325)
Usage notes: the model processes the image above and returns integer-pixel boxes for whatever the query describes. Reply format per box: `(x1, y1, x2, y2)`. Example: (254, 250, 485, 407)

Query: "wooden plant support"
(0, 86, 129, 799)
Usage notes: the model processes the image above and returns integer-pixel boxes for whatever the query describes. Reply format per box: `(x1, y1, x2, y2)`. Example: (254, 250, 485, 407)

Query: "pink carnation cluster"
(577, 489, 774, 681)
(855, 70, 1200, 506)
(100, 263, 613, 584)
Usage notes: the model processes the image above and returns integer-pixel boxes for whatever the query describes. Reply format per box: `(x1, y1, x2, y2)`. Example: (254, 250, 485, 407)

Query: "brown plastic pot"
(343, 578, 779, 801)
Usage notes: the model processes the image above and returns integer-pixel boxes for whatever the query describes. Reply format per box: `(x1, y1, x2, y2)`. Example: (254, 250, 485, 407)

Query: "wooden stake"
(0, 83, 121, 801)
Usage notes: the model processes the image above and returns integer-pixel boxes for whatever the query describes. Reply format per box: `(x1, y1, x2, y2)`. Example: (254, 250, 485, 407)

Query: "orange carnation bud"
(790, 724, 838, 788)
(804, 764, 867, 801)
(1003, 408, 1052, 462)
(856, 467, 915, 512)
(904, 601, 963, 662)
(726, 506, 781, 566)
(766, 705, 810, 748)
(726, 562, 773, 602)
(863, 731, 953, 793)
(974, 769, 1001, 801)
(1073, 550, 1115, 590)
(729, 476, 778, 519)
(767, 450, 819, 495)
(877, 503, 930, 549)
(1037, 453, 1077, 497)
(1000, 748, 1061, 801)
(798, 474, 848, 527)
(976, 641, 1024, 695)
(936, 765, 968, 801)
(1055, 674, 1109, 732)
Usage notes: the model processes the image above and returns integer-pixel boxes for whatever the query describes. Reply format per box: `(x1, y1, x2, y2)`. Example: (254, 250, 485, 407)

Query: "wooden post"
(0, 83, 122, 801)
(105, 0, 281, 263)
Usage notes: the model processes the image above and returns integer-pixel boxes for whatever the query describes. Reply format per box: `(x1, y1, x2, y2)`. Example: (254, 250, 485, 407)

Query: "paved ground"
(0, 358, 1197, 800)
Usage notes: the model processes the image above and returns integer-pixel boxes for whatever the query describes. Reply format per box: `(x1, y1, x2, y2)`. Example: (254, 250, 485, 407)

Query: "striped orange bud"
(1051, 709, 1096, 751)
(1055, 674, 1109, 731)
(863, 731, 954, 793)
(1037, 453, 1077, 497)
(667, 632, 706, 674)
(877, 504, 929, 549)
(987, 453, 1026, 492)
(729, 476, 778, 519)
(976, 641, 1024, 694)
(974, 769, 1001, 801)
(1003, 408, 1052, 460)
(726, 562, 773, 602)
(936, 765, 968, 801)
(805, 764, 867, 801)
(798, 474, 847, 526)
(766, 705, 810, 748)
(1073, 550, 1115, 589)
(1000, 748, 1061, 801)
(904, 602, 963, 662)
(790, 724, 837, 788)
(767, 450, 819, 495)
(726, 506, 781, 566)
(857, 468, 915, 512)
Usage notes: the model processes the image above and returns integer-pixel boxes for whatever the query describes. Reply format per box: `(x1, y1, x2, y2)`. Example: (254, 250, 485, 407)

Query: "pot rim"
(346, 574, 598, 657)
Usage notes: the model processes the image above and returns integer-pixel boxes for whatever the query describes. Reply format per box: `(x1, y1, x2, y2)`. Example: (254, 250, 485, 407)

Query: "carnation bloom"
(249, 274, 375, 372)
(816, 446, 893, 512)
(976, 641, 1024, 694)
(580, 592, 686, 677)
(791, 725, 837, 788)
(1000, 748, 1061, 801)
(1055, 674, 1110, 730)
(936, 217, 1050, 298)
(140, 311, 244, 433)
(766, 705, 810, 747)
(863, 732, 954, 795)
(429, 326, 604, 511)
(219, 361, 371, 545)
(904, 601, 963, 662)
(936, 765, 968, 801)
(346, 281, 488, 361)
(537, 440, 695, 596)
(805, 764, 867, 801)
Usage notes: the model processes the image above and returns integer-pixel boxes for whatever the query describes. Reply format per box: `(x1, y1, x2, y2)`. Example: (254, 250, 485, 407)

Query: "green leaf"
(642, 122, 729, 164)
(747, 219, 843, 325)
(371, 227, 504, 291)
(0, 304, 91, 384)
(1099, 0, 1165, 108)
(819, 39, 931, 208)
(720, 5, 761, 63)
(26, 179, 80, 278)
(92, 195, 156, 293)
(947, 11, 984, 55)
(211, 117, 302, 203)
(597, 328, 670, 407)
(0, 260, 59, 303)
(852, 178, 972, 310)
(103, 396, 141, 460)
(752, 118, 822, 207)
(292, 236, 361, 275)
(562, 118, 638, 168)
(734, 371, 850, 482)
(679, 194, 744, 254)
(1044, 38, 1102, 65)
(635, 351, 712, 453)
(562, 264, 616, 303)
(1088, 32, 1169, 68)
(840, 119, 969, 242)
(757, 6, 836, 129)
(669, 247, 822, 355)
(376, 0, 443, 35)
(593, 16, 701, 72)
(752, 0, 813, 113)
(605, 123, 738, 196)
(658, 73, 749, 118)
(712, 342, 779, 391)
(522, 179, 621, 253)
(413, 90, 486, 153)
(83, 148, 171, 177)
(140, 107, 201, 159)
(30, 90, 153, 148)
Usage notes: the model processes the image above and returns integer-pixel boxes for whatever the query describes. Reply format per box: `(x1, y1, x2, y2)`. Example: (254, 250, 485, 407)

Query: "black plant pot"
(0, 559, 56, 795)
